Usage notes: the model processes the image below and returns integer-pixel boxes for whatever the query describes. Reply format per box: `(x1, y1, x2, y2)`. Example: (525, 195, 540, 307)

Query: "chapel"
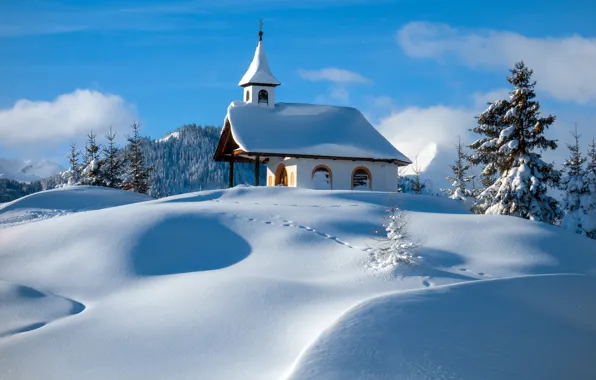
(213, 23, 411, 191)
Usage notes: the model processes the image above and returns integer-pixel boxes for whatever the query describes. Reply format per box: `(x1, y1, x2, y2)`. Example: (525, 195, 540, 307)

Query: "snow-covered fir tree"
(584, 139, 596, 238)
(410, 157, 425, 195)
(62, 142, 81, 186)
(101, 127, 124, 189)
(80, 131, 105, 186)
(479, 166, 497, 191)
(469, 61, 561, 224)
(559, 128, 589, 235)
(370, 203, 416, 268)
(470, 166, 498, 214)
(123, 122, 152, 194)
(442, 137, 474, 203)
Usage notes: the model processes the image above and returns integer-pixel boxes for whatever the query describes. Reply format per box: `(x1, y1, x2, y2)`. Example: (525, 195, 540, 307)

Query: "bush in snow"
(442, 137, 475, 205)
(370, 202, 417, 268)
(469, 61, 561, 224)
(559, 128, 591, 236)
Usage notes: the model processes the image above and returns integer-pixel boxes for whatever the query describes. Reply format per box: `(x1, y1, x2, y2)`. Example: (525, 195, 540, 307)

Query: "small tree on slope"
(371, 203, 416, 268)
(102, 126, 124, 189)
(63, 142, 81, 186)
(442, 137, 475, 203)
(560, 128, 589, 235)
(585, 139, 596, 238)
(81, 131, 105, 186)
(123, 122, 152, 194)
(410, 156, 426, 195)
(469, 61, 561, 224)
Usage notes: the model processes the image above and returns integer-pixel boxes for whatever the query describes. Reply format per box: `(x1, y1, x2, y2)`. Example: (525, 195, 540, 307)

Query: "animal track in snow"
(221, 211, 362, 251)
(459, 268, 491, 277)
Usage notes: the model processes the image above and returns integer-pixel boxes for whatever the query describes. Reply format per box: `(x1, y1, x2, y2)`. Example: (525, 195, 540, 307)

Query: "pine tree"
(479, 166, 497, 190)
(470, 168, 497, 214)
(585, 138, 596, 238)
(560, 127, 589, 235)
(102, 126, 124, 188)
(64, 142, 81, 186)
(123, 122, 152, 194)
(81, 131, 105, 186)
(442, 137, 474, 203)
(410, 157, 425, 195)
(469, 61, 561, 224)
(370, 203, 416, 267)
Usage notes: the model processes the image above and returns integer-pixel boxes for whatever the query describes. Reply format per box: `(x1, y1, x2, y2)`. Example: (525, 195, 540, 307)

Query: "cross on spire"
(258, 19, 263, 41)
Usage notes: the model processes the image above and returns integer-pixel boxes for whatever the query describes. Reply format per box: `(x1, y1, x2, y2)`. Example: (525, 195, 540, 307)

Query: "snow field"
(0, 186, 595, 379)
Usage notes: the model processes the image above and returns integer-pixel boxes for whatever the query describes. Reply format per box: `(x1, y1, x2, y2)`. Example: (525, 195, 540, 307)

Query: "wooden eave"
(240, 151, 411, 166)
(213, 120, 255, 163)
(240, 82, 281, 88)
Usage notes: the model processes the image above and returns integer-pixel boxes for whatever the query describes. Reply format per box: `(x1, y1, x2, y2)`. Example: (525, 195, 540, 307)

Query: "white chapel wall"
(266, 157, 398, 192)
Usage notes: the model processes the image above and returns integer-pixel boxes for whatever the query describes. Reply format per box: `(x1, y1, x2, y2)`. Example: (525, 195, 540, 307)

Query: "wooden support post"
(229, 158, 235, 188)
(254, 155, 260, 186)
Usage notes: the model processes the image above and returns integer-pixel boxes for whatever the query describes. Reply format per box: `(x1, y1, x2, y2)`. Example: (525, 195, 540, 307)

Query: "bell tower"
(238, 20, 280, 108)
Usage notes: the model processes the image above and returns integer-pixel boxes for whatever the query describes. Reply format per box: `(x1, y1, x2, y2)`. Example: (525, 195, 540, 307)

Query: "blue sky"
(1, 0, 595, 168)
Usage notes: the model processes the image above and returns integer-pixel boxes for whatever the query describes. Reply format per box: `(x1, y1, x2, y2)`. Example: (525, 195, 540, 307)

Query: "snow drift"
(0, 186, 594, 379)
(0, 186, 153, 228)
(288, 274, 596, 380)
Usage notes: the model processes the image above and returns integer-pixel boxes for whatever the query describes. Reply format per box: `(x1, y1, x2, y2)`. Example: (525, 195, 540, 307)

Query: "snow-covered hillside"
(0, 158, 63, 182)
(0, 186, 153, 228)
(0, 186, 595, 379)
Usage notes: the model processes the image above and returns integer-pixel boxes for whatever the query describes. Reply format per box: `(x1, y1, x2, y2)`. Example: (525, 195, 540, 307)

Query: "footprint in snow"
(422, 279, 432, 288)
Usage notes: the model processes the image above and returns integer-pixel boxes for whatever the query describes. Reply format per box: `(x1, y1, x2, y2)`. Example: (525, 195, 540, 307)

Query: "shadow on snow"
(131, 214, 251, 276)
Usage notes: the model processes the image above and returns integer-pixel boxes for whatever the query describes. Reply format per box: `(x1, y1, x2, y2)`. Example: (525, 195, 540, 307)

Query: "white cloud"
(376, 105, 474, 169)
(375, 105, 474, 191)
(298, 68, 372, 85)
(314, 87, 351, 105)
(0, 89, 136, 148)
(329, 87, 350, 101)
(397, 22, 596, 104)
(373, 96, 596, 194)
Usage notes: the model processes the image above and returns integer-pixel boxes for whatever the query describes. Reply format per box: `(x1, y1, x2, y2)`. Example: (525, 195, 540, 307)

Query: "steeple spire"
(238, 19, 280, 87)
(259, 19, 263, 41)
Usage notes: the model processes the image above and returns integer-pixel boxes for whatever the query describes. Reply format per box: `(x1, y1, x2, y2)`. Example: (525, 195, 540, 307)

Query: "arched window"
(290, 172, 295, 187)
(275, 163, 288, 186)
(268, 175, 273, 187)
(312, 165, 332, 190)
(245, 90, 250, 102)
(258, 89, 269, 105)
(352, 167, 372, 190)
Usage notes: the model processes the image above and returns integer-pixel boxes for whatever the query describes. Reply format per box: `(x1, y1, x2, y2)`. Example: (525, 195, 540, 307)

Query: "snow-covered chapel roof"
(238, 40, 280, 87)
(218, 102, 412, 164)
